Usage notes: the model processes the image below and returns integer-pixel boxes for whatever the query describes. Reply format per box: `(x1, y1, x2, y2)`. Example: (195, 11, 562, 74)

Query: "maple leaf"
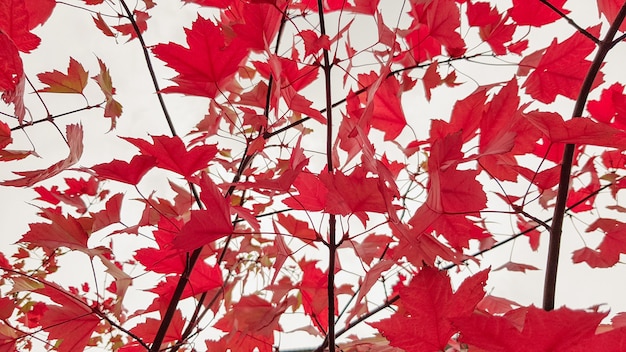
(152, 15, 248, 98)
(113, 10, 149, 40)
(408, 0, 466, 57)
(298, 260, 337, 332)
(24, 0, 56, 29)
(597, 0, 626, 32)
(588, 83, 626, 130)
(172, 172, 232, 251)
(129, 309, 184, 345)
(371, 268, 489, 351)
(123, 135, 217, 180)
(299, 29, 331, 57)
(37, 57, 88, 94)
(230, 1, 284, 52)
(91, 154, 157, 185)
(0, 120, 11, 150)
(89, 193, 123, 232)
(572, 218, 626, 268)
(0, 0, 41, 52)
(510, 0, 569, 26)
(92, 58, 122, 128)
(457, 306, 607, 351)
(92, 13, 115, 37)
(494, 261, 540, 273)
(356, 71, 407, 140)
(276, 213, 319, 242)
(523, 26, 602, 103)
(213, 296, 286, 350)
(523, 110, 626, 149)
(2, 124, 83, 187)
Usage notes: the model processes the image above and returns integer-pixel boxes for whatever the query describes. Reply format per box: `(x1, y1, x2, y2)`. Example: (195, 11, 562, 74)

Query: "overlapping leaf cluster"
(1, 0, 626, 351)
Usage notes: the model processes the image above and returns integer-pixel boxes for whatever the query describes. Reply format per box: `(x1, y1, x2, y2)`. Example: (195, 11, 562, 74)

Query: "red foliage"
(2, 1, 626, 351)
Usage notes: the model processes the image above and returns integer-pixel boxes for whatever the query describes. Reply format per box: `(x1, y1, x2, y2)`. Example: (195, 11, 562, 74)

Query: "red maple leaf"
(523, 26, 602, 103)
(92, 58, 122, 128)
(597, 0, 626, 31)
(457, 306, 608, 351)
(172, 172, 232, 251)
(24, 0, 56, 30)
(112, 10, 149, 40)
(91, 154, 157, 185)
(212, 296, 286, 351)
(0, 0, 41, 52)
(510, 0, 569, 26)
(299, 260, 337, 332)
(371, 268, 489, 351)
(588, 83, 626, 130)
(123, 135, 217, 180)
(152, 15, 248, 98)
(229, 1, 284, 52)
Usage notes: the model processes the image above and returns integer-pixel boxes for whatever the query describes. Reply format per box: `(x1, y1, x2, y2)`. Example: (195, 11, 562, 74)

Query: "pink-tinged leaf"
(477, 295, 521, 315)
(0, 0, 40, 52)
(494, 261, 540, 273)
(91, 154, 156, 185)
(92, 58, 122, 128)
(371, 268, 489, 351)
(510, 0, 569, 26)
(123, 135, 217, 180)
(37, 57, 88, 94)
(172, 173, 232, 251)
(152, 15, 248, 98)
(523, 27, 602, 103)
(2, 124, 83, 187)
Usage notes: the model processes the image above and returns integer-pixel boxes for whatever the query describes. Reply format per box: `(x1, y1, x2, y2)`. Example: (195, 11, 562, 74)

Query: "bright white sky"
(2, 1, 626, 350)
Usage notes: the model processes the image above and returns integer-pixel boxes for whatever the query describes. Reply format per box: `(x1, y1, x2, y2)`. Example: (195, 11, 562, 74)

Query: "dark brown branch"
(542, 3, 626, 311)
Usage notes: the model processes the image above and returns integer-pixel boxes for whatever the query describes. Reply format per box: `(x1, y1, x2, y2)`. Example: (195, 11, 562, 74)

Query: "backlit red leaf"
(123, 135, 217, 180)
(152, 15, 248, 98)
(510, 0, 569, 26)
(371, 268, 489, 351)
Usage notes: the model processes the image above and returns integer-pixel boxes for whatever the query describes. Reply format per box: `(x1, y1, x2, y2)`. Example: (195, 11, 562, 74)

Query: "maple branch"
(538, 0, 600, 44)
(542, 3, 626, 312)
(119, 0, 176, 136)
(9, 103, 104, 131)
(316, 0, 339, 349)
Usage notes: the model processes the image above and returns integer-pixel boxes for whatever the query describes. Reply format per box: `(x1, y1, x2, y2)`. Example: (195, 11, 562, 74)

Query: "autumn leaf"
(0, 0, 41, 52)
(172, 172, 232, 251)
(2, 124, 83, 187)
(37, 57, 88, 94)
(457, 306, 608, 351)
(91, 154, 157, 185)
(92, 58, 122, 128)
(523, 26, 602, 103)
(371, 268, 489, 351)
(510, 0, 569, 26)
(152, 15, 248, 98)
(123, 135, 216, 180)
(20, 208, 91, 253)
(112, 10, 149, 40)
